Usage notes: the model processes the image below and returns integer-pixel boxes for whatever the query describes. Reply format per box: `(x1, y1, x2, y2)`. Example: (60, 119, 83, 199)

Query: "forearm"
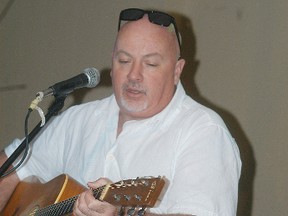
(0, 151, 20, 211)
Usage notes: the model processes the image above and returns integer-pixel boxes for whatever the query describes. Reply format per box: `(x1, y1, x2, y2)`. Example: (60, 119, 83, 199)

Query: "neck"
(116, 113, 133, 137)
(117, 114, 125, 137)
(116, 111, 146, 137)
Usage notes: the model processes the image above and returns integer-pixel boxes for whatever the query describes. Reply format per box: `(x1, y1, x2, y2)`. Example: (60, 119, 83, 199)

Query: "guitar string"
(35, 187, 104, 216)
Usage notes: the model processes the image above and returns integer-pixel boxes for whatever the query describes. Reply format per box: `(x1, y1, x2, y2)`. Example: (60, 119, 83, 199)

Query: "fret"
(92, 186, 105, 199)
(35, 196, 77, 216)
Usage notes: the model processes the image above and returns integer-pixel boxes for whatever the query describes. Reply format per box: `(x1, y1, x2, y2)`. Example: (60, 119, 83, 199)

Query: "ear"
(174, 58, 186, 85)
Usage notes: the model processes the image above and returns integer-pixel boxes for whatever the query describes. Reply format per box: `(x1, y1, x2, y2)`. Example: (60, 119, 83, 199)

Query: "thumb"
(87, 177, 112, 189)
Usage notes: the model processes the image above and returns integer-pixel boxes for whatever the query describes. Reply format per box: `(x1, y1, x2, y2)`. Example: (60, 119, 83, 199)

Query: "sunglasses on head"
(118, 8, 182, 52)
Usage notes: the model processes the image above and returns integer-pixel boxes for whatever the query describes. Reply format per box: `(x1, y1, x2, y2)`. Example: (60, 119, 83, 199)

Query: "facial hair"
(119, 81, 148, 113)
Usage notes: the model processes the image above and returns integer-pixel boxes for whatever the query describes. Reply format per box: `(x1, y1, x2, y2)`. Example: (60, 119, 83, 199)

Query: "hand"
(73, 178, 117, 216)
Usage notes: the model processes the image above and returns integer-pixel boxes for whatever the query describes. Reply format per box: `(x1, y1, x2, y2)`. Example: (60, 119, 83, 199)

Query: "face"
(111, 16, 185, 120)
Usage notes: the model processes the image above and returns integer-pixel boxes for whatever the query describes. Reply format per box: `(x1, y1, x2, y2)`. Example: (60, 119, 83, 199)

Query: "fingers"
(87, 177, 112, 189)
(73, 178, 116, 216)
(73, 189, 94, 216)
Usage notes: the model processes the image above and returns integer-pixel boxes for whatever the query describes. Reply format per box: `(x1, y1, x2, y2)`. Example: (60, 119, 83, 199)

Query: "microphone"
(37, 67, 100, 98)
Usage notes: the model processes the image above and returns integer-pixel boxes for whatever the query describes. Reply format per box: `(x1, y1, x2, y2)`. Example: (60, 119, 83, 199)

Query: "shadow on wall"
(173, 13, 256, 216)
(0, 0, 16, 24)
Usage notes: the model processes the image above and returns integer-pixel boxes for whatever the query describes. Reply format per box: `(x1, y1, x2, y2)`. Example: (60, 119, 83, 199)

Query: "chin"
(119, 97, 148, 113)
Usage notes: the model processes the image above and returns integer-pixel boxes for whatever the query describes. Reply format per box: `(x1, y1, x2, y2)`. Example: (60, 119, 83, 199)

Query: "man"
(0, 8, 241, 216)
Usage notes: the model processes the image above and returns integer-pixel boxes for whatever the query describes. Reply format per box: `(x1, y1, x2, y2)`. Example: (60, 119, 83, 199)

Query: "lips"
(122, 82, 147, 98)
(126, 88, 144, 94)
(122, 83, 146, 97)
(124, 88, 145, 98)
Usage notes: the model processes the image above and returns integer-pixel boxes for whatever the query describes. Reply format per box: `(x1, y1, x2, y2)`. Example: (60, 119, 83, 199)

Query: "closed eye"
(119, 59, 131, 64)
(145, 62, 159, 67)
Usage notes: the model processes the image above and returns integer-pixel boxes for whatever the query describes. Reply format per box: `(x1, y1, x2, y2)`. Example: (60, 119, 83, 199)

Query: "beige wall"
(1, 0, 287, 215)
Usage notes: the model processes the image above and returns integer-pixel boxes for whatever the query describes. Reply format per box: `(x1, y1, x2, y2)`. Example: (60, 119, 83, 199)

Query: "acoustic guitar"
(1, 174, 165, 216)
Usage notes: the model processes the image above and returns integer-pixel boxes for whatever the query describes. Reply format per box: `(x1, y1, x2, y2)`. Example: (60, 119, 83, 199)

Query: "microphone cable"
(1, 109, 32, 178)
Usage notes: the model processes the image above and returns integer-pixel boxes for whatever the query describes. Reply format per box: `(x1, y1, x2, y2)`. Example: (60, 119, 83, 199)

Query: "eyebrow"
(114, 50, 133, 58)
(115, 50, 163, 60)
(143, 52, 163, 60)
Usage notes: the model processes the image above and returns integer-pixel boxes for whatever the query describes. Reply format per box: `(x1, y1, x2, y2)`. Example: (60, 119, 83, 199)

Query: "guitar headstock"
(99, 176, 165, 208)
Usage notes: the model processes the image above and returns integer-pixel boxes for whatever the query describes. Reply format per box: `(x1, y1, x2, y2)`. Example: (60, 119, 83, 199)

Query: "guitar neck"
(35, 187, 105, 215)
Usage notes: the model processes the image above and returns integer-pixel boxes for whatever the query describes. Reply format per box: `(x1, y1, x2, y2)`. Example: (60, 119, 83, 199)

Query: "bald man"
(1, 8, 241, 216)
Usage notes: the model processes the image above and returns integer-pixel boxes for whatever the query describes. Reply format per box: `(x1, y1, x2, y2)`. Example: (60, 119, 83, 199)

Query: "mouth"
(122, 83, 147, 98)
(127, 88, 145, 94)
(125, 87, 146, 98)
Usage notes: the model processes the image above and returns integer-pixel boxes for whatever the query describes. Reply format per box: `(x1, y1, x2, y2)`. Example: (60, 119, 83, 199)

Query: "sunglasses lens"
(118, 8, 181, 50)
(120, 9, 144, 21)
(149, 12, 172, 27)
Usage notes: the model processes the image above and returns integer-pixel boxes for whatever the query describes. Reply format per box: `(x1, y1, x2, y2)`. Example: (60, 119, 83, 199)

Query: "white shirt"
(5, 83, 241, 216)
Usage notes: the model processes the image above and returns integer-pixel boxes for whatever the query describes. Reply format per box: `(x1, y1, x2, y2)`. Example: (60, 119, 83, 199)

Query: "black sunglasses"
(118, 8, 182, 52)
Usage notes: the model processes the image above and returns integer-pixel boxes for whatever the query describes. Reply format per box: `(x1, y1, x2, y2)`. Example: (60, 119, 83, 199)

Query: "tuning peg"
(134, 194, 142, 201)
(127, 207, 136, 216)
(140, 179, 149, 186)
(113, 194, 121, 202)
(124, 194, 131, 201)
(118, 206, 126, 216)
(137, 207, 146, 216)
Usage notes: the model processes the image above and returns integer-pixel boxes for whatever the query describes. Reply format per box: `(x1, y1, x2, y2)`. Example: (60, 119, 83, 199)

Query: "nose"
(127, 62, 143, 82)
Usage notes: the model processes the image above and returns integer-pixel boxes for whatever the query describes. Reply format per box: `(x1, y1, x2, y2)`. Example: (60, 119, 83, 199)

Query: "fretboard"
(35, 186, 105, 216)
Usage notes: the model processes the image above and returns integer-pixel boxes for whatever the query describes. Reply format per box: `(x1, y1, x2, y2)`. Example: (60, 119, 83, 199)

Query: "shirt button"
(106, 153, 114, 161)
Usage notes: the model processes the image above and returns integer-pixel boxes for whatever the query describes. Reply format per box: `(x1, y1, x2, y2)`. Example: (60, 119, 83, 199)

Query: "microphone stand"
(0, 95, 67, 178)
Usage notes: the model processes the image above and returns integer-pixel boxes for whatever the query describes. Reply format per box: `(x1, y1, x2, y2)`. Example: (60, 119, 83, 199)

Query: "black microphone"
(37, 68, 100, 98)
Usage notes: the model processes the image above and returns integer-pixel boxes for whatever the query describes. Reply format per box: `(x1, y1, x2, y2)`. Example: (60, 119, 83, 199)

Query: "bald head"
(114, 16, 180, 59)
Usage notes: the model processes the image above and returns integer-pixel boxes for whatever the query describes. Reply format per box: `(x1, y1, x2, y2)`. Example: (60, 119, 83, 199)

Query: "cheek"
(147, 74, 175, 100)
(111, 67, 124, 82)
(145, 79, 165, 99)
(111, 70, 122, 93)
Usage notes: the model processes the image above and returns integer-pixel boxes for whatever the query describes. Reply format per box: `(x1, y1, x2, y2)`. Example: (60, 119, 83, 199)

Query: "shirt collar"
(150, 81, 186, 127)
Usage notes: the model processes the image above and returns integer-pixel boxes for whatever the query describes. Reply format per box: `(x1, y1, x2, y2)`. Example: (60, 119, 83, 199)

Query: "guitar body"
(1, 174, 86, 216)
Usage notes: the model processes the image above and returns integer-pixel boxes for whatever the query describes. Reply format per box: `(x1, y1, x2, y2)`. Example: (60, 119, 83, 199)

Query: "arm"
(0, 150, 20, 211)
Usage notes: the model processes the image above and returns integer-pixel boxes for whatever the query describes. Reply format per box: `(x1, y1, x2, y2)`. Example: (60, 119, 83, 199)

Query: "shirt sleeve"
(163, 124, 241, 216)
(4, 106, 78, 182)
(4, 118, 65, 182)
